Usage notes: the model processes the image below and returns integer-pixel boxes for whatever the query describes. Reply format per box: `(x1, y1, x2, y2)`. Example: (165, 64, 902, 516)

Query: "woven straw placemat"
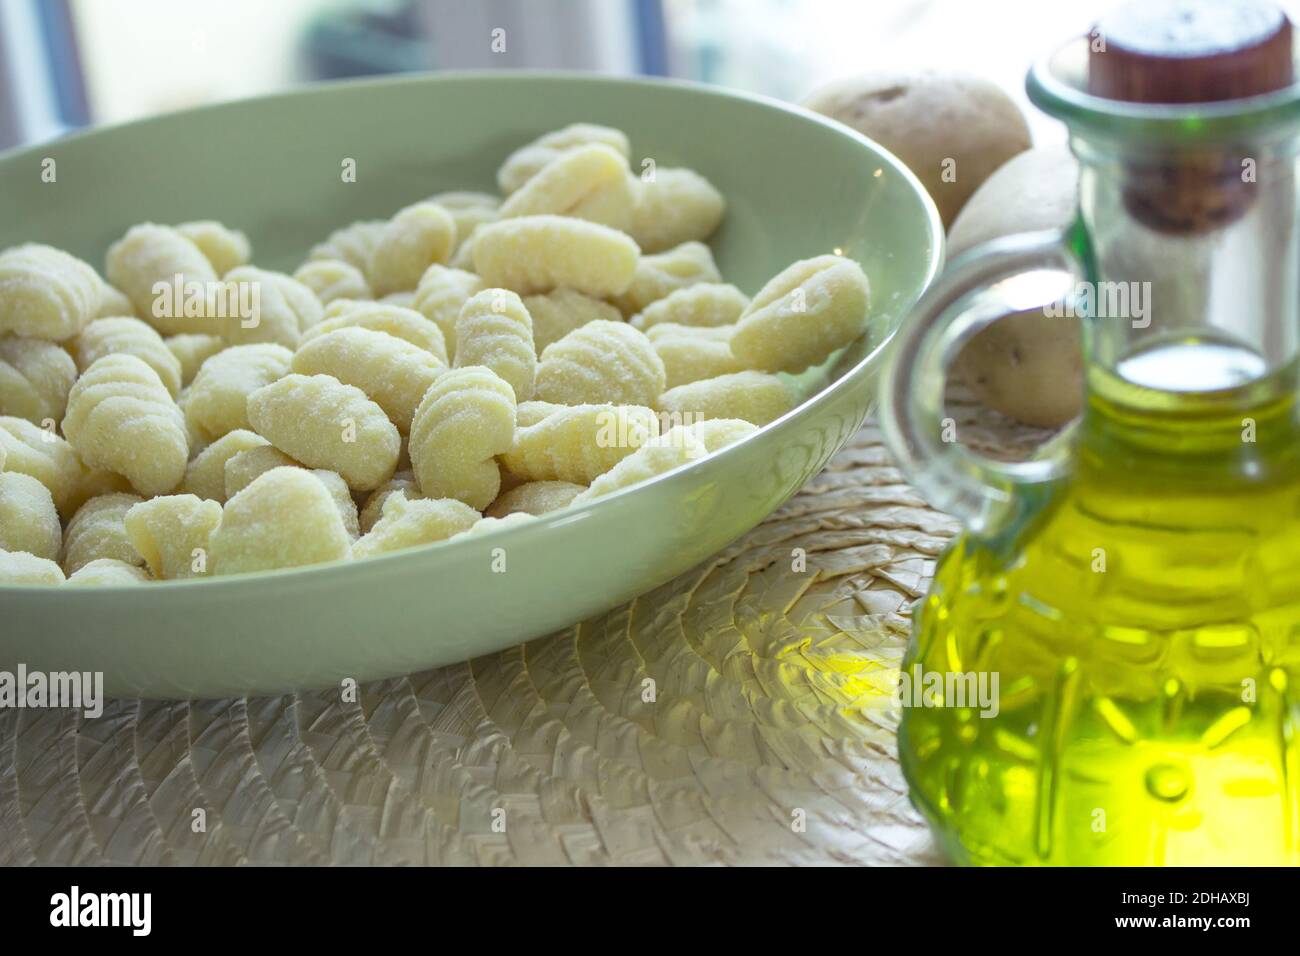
(0, 396, 1041, 866)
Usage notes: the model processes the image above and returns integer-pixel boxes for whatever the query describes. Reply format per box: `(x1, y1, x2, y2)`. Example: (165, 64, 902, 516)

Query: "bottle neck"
(1071, 133, 1300, 390)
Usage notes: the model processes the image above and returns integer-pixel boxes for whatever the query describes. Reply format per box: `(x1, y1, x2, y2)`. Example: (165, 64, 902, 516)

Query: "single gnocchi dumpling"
(210, 466, 351, 575)
(181, 429, 270, 501)
(351, 491, 479, 559)
(453, 289, 537, 401)
(409, 365, 515, 510)
(175, 220, 252, 276)
(123, 493, 223, 580)
(72, 317, 184, 396)
(496, 122, 631, 196)
(293, 258, 371, 305)
(501, 403, 659, 485)
(219, 266, 321, 348)
(486, 480, 586, 518)
(0, 548, 65, 585)
(105, 224, 219, 335)
(307, 220, 386, 278)
(60, 492, 145, 574)
(184, 343, 293, 439)
(611, 241, 721, 316)
(497, 143, 635, 230)
(657, 370, 797, 427)
(571, 424, 710, 503)
(0, 415, 84, 516)
(66, 558, 151, 586)
(646, 323, 745, 389)
(62, 354, 189, 496)
(630, 283, 749, 331)
(0, 243, 102, 341)
(164, 333, 225, 387)
(522, 288, 622, 352)
(688, 417, 759, 453)
(0, 336, 78, 424)
(730, 255, 871, 373)
(472, 215, 639, 298)
(292, 326, 444, 434)
(369, 202, 457, 297)
(302, 302, 448, 364)
(412, 265, 485, 355)
(626, 168, 726, 253)
(246, 373, 400, 491)
(0, 470, 62, 561)
(534, 320, 665, 407)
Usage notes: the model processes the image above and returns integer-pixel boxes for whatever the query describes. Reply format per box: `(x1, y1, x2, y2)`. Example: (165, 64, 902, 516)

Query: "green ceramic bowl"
(0, 72, 941, 698)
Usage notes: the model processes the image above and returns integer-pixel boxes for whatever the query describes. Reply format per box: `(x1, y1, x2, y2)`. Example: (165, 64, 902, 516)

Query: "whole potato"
(804, 70, 1031, 227)
(948, 145, 1082, 428)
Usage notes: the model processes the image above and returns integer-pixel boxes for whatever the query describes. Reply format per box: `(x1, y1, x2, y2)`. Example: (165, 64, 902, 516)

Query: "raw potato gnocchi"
(472, 215, 639, 298)
(0, 336, 78, 423)
(0, 120, 887, 587)
(534, 320, 665, 407)
(62, 354, 189, 497)
(246, 373, 400, 491)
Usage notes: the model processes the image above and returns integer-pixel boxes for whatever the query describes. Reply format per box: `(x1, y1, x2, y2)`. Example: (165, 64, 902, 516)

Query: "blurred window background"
(7, 0, 1300, 152)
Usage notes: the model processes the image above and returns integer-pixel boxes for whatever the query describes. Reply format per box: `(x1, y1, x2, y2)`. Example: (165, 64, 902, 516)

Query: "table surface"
(0, 397, 1041, 866)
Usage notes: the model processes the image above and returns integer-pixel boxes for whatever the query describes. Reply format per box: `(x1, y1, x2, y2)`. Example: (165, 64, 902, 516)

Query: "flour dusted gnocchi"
(626, 168, 726, 253)
(0, 336, 78, 423)
(730, 255, 871, 373)
(210, 467, 351, 574)
(165, 333, 225, 386)
(0, 471, 61, 561)
(181, 429, 270, 501)
(0, 118, 888, 589)
(307, 220, 385, 278)
(293, 326, 443, 433)
(369, 202, 457, 297)
(123, 494, 222, 579)
(302, 302, 448, 364)
(176, 221, 251, 276)
(409, 366, 515, 510)
(62, 355, 188, 496)
(0, 244, 101, 340)
(453, 289, 537, 401)
(630, 283, 749, 331)
(351, 492, 479, 558)
(658, 370, 797, 426)
(246, 373, 400, 490)
(497, 122, 631, 196)
(412, 265, 485, 354)
(611, 241, 721, 316)
(497, 143, 635, 229)
(647, 324, 745, 389)
(185, 343, 292, 439)
(61, 492, 144, 574)
(534, 320, 664, 407)
(0, 548, 65, 585)
(472, 216, 639, 298)
(66, 558, 150, 585)
(293, 259, 371, 305)
(486, 480, 586, 518)
(72, 317, 184, 396)
(501, 404, 658, 485)
(106, 224, 218, 335)
(523, 288, 622, 351)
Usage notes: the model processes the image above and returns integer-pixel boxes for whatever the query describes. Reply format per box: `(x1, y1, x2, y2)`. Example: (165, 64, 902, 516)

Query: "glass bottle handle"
(878, 230, 1083, 534)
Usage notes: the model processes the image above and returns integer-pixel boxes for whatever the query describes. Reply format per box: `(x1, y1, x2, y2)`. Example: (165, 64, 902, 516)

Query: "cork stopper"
(1087, 0, 1295, 233)
(1089, 0, 1293, 103)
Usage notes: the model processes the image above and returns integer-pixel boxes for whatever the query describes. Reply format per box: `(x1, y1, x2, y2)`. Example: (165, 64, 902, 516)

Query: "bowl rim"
(0, 70, 944, 593)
